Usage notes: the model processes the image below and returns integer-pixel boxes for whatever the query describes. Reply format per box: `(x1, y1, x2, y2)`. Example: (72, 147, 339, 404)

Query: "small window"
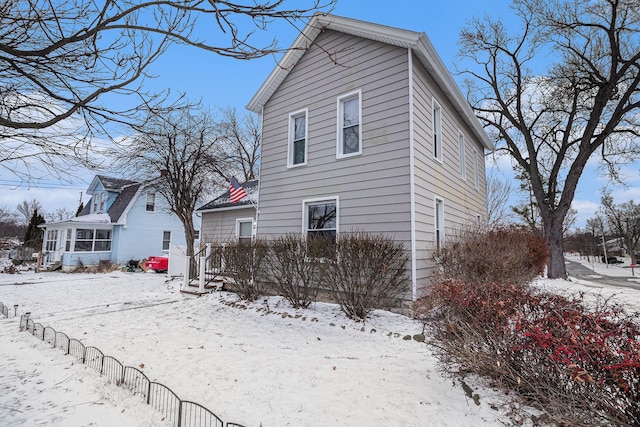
(473, 148, 480, 190)
(146, 192, 156, 212)
(337, 90, 362, 158)
(458, 130, 466, 179)
(162, 231, 171, 251)
(194, 230, 200, 240)
(236, 219, 253, 243)
(99, 192, 105, 212)
(288, 109, 308, 167)
(433, 98, 442, 162)
(92, 197, 98, 213)
(435, 198, 444, 251)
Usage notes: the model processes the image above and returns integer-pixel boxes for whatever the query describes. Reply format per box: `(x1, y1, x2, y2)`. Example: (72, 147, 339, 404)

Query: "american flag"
(229, 177, 248, 203)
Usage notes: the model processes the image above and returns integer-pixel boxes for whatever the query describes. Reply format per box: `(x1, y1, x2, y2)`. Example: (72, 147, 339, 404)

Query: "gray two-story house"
(199, 14, 493, 300)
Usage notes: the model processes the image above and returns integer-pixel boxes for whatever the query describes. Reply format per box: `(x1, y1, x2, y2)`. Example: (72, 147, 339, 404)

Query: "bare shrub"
(97, 259, 116, 273)
(416, 280, 640, 426)
(433, 225, 549, 286)
(222, 239, 268, 301)
(265, 234, 327, 308)
(325, 232, 410, 320)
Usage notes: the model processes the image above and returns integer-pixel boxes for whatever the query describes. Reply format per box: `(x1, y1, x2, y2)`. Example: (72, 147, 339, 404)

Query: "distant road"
(565, 258, 640, 291)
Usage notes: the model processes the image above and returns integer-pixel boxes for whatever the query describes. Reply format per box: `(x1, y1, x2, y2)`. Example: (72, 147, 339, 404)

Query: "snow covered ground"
(0, 255, 638, 426)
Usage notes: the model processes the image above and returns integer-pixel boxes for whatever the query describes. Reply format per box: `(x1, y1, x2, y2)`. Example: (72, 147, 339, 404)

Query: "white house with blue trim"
(40, 175, 190, 271)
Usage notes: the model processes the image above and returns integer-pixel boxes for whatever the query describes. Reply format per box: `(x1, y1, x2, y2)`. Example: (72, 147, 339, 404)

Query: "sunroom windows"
(74, 228, 112, 252)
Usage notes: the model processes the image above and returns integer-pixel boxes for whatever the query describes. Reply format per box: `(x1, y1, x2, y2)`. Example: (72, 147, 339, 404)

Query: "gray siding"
(257, 30, 413, 245)
(200, 208, 256, 243)
(411, 52, 488, 294)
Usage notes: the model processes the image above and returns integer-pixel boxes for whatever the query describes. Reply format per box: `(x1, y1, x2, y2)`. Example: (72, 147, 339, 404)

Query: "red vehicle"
(145, 256, 168, 273)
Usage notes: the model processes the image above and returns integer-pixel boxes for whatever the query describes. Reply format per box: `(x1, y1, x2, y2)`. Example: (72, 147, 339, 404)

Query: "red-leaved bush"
(416, 280, 640, 426)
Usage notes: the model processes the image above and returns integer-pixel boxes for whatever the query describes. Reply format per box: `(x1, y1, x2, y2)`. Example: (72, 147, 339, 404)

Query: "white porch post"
(198, 255, 206, 292)
(183, 256, 190, 290)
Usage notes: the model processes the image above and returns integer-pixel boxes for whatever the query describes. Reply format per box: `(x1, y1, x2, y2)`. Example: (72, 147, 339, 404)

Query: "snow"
(1, 256, 638, 426)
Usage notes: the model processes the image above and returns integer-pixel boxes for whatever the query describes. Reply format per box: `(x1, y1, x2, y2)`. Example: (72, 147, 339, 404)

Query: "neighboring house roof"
(76, 175, 144, 223)
(246, 13, 494, 151)
(197, 179, 259, 212)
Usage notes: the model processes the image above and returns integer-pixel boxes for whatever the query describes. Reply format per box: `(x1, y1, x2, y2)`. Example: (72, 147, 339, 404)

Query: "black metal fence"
(10, 312, 244, 427)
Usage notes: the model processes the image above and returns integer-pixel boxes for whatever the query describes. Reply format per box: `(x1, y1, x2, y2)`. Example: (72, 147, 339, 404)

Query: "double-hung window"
(288, 109, 308, 167)
(303, 197, 338, 243)
(433, 98, 442, 162)
(458, 130, 466, 179)
(435, 198, 444, 251)
(337, 90, 362, 158)
(146, 192, 156, 212)
(473, 148, 480, 190)
(162, 231, 171, 251)
(99, 192, 105, 212)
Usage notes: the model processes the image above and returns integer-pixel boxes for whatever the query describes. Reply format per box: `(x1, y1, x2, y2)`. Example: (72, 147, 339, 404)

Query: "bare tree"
(45, 208, 76, 223)
(16, 199, 43, 226)
(460, 0, 640, 278)
(486, 169, 512, 227)
(600, 194, 640, 265)
(119, 104, 223, 258)
(1, 0, 336, 180)
(213, 106, 261, 183)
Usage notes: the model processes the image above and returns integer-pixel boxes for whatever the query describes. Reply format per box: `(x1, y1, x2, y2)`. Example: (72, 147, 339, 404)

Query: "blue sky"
(1, 0, 638, 229)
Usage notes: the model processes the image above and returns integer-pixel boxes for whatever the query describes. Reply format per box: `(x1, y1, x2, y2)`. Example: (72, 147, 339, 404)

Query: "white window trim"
(434, 197, 444, 250)
(287, 108, 308, 168)
(161, 230, 171, 252)
(432, 98, 442, 163)
(336, 90, 362, 159)
(473, 147, 480, 190)
(458, 129, 466, 180)
(146, 192, 156, 212)
(301, 196, 339, 237)
(235, 217, 255, 240)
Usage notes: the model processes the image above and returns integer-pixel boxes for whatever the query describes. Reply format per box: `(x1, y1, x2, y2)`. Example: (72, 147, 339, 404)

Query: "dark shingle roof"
(97, 175, 138, 190)
(107, 183, 141, 222)
(197, 179, 258, 211)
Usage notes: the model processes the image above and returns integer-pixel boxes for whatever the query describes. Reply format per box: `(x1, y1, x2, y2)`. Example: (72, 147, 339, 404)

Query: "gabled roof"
(246, 13, 493, 151)
(87, 175, 138, 195)
(107, 183, 142, 222)
(197, 179, 259, 212)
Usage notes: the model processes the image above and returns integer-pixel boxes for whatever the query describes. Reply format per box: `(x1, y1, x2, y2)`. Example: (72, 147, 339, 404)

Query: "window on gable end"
(146, 192, 156, 212)
(337, 90, 362, 158)
(473, 148, 480, 190)
(288, 109, 308, 167)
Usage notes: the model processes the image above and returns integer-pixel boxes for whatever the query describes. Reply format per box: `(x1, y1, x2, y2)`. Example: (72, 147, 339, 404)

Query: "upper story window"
(288, 109, 308, 167)
(99, 192, 105, 212)
(432, 98, 442, 162)
(473, 148, 480, 190)
(458, 130, 466, 180)
(146, 192, 156, 212)
(92, 196, 98, 213)
(337, 90, 362, 158)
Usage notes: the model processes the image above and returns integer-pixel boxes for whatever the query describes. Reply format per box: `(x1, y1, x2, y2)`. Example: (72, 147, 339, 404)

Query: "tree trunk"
(544, 214, 567, 279)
